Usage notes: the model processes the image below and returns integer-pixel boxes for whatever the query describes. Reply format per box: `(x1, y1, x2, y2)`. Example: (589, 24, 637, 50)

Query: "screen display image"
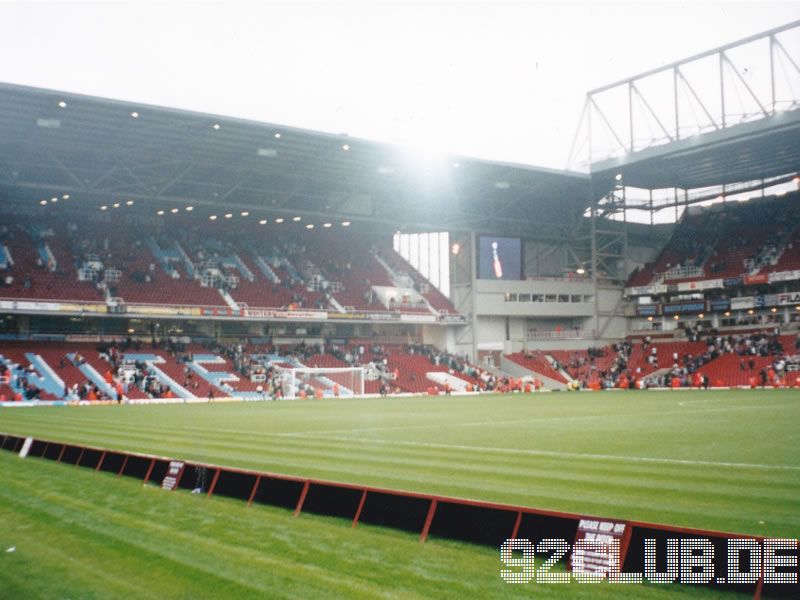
(478, 236, 522, 280)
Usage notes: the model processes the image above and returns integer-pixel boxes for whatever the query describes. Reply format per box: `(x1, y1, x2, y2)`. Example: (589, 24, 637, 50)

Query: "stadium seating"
(504, 351, 569, 384)
(627, 192, 800, 287)
(0, 215, 458, 315)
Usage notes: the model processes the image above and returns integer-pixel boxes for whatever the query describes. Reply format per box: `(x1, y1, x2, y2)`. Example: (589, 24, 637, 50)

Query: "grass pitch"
(2, 389, 798, 539)
(2, 389, 797, 598)
(0, 451, 752, 599)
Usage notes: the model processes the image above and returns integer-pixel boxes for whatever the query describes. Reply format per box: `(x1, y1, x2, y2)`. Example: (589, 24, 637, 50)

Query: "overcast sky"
(0, 1, 797, 169)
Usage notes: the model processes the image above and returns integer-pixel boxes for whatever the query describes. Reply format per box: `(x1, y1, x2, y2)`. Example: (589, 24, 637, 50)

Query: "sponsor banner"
(0, 300, 61, 312)
(769, 269, 800, 284)
(625, 285, 654, 296)
(243, 308, 327, 320)
(731, 296, 754, 310)
(778, 291, 800, 306)
(676, 278, 723, 292)
(709, 298, 731, 311)
(367, 312, 401, 321)
(65, 334, 102, 343)
(635, 304, 658, 316)
(754, 294, 779, 308)
(399, 313, 437, 323)
(59, 303, 107, 313)
(662, 301, 705, 315)
(723, 276, 743, 287)
(327, 312, 369, 320)
(744, 273, 769, 285)
(127, 304, 203, 316)
(439, 314, 467, 323)
(624, 283, 667, 296)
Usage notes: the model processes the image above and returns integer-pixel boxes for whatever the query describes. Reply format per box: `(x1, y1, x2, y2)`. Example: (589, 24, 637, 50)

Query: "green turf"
(0, 451, 751, 599)
(1, 388, 798, 541)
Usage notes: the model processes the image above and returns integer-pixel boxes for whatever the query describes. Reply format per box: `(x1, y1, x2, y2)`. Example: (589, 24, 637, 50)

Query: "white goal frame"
(273, 366, 365, 399)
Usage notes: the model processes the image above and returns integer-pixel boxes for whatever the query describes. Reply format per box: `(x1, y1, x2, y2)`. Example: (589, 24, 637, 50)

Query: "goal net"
(273, 366, 365, 399)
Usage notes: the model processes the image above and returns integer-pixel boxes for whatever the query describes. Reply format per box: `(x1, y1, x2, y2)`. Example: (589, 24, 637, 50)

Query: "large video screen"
(478, 236, 522, 280)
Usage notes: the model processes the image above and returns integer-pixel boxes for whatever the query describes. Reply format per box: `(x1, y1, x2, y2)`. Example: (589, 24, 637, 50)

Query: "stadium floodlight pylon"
(273, 366, 366, 399)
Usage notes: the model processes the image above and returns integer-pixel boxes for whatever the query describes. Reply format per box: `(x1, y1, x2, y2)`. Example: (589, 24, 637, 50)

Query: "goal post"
(273, 366, 365, 399)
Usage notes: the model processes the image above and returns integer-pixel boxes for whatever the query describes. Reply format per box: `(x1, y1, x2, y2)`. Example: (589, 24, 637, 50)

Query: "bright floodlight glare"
(131, 111, 139, 118)
(209, 215, 217, 220)
(62, 194, 70, 199)
(169, 208, 177, 213)
(342, 143, 350, 151)
(112, 202, 120, 208)
(51, 197, 57, 202)
(224, 213, 233, 219)
(126, 200, 134, 206)
(212, 123, 220, 130)
(240, 211, 249, 217)
(341, 221, 351, 227)
(323, 222, 332, 228)
(292, 216, 301, 222)
(274, 132, 281, 139)
(58, 100, 66, 108)
(673, 314, 679, 320)
(275, 218, 284, 223)
(185, 205, 193, 211)
(156, 209, 164, 215)
(615, 173, 623, 181)
(576, 267, 585, 274)
(259, 219, 267, 224)
(698, 313, 704, 319)
(451, 242, 460, 255)
(39, 199, 47, 205)
(101, 205, 108, 211)
(306, 224, 314, 229)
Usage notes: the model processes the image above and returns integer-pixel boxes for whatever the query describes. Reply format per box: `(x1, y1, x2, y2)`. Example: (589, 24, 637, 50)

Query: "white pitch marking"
(284, 433, 800, 472)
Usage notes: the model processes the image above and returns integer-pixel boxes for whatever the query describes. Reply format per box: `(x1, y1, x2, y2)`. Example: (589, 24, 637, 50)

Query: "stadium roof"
(0, 82, 589, 238)
(590, 109, 800, 196)
(587, 19, 800, 200)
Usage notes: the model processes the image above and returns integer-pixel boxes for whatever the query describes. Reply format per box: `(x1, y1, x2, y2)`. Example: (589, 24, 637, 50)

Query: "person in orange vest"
(444, 382, 452, 395)
(87, 388, 97, 401)
(670, 376, 681, 389)
(465, 382, 473, 392)
(749, 375, 758, 389)
(298, 389, 307, 399)
(524, 380, 532, 393)
(534, 377, 542, 391)
(314, 388, 324, 399)
(692, 372, 703, 388)
(333, 383, 340, 398)
(103, 369, 114, 385)
(115, 382, 124, 404)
